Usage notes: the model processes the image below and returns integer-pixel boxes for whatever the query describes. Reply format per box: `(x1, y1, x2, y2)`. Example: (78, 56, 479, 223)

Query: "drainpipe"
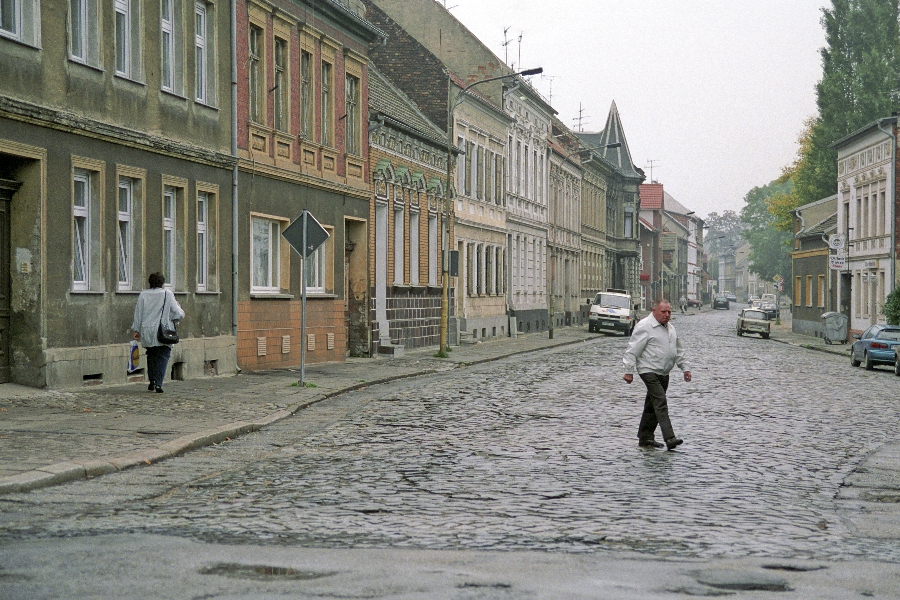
(231, 0, 239, 339)
(876, 117, 896, 306)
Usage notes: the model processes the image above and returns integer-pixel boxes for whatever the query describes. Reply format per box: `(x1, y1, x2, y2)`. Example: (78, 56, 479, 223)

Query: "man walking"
(623, 299, 692, 450)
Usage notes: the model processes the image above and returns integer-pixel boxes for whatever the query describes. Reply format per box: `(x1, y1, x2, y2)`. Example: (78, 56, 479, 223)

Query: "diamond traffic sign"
(282, 210, 329, 258)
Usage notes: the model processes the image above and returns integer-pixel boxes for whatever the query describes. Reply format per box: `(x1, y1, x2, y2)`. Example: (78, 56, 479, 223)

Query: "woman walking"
(131, 272, 184, 393)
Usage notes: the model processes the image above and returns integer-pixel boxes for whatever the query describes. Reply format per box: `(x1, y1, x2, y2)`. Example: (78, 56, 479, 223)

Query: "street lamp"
(439, 67, 543, 355)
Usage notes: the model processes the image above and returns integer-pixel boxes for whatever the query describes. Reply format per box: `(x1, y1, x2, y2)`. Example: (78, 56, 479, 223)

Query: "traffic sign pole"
(300, 210, 307, 386)
(282, 209, 330, 387)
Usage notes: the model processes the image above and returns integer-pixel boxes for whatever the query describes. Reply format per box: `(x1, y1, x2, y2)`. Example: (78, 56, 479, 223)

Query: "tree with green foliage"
(703, 210, 743, 281)
(885, 287, 900, 325)
(782, 0, 900, 212)
(740, 180, 794, 287)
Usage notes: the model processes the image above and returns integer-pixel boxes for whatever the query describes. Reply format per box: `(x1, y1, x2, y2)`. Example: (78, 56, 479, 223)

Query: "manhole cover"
(200, 563, 338, 581)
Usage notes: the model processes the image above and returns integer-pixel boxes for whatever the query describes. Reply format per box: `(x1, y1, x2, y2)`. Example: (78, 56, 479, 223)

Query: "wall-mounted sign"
(830, 254, 846, 270)
(828, 234, 846, 250)
(864, 259, 878, 269)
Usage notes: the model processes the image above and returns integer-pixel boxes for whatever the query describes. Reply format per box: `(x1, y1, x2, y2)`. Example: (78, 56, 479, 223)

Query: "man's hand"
(683, 371, 692, 383)
(133, 331, 141, 341)
(623, 374, 633, 384)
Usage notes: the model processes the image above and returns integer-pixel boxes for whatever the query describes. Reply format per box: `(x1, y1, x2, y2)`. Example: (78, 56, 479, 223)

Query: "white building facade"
(834, 117, 898, 333)
(453, 78, 514, 343)
(505, 79, 555, 334)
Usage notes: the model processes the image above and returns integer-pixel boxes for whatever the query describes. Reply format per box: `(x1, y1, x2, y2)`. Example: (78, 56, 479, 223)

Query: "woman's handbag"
(157, 292, 179, 345)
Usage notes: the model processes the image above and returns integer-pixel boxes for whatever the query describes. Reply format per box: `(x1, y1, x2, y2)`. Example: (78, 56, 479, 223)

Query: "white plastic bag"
(128, 341, 140, 372)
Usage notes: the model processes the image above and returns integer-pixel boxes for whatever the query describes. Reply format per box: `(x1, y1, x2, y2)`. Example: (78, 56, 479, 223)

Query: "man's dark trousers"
(637, 372, 675, 442)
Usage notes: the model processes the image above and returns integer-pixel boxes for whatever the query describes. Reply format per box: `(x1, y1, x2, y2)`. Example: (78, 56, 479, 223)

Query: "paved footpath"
(0, 308, 859, 495)
(0, 326, 613, 494)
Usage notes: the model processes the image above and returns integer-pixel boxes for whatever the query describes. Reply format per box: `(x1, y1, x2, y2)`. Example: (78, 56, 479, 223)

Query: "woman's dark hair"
(148, 272, 166, 288)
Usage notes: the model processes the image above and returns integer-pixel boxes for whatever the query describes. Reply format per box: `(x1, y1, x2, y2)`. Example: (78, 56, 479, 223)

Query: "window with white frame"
(195, 2, 208, 103)
(114, 0, 140, 79)
(321, 61, 333, 146)
(117, 178, 134, 290)
(456, 136, 465, 194)
(393, 207, 404, 284)
(409, 211, 419, 285)
(273, 37, 287, 130)
(196, 191, 209, 291)
(624, 206, 634, 239)
(304, 245, 325, 293)
(300, 49, 312, 138)
(163, 186, 178, 289)
(161, 0, 176, 91)
(69, 0, 99, 65)
(428, 214, 437, 286)
(249, 25, 262, 123)
(345, 73, 360, 155)
(1, 0, 39, 45)
(0, 0, 20, 39)
(72, 170, 92, 291)
(251, 216, 281, 293)
(115, 0, 129, 75)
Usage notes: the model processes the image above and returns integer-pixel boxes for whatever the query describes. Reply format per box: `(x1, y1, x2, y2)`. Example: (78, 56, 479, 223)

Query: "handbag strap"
(158, 290, 168, 324)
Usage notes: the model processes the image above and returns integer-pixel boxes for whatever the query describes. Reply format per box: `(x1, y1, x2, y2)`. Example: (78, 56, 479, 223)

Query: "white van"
(588, 289, 637, 336)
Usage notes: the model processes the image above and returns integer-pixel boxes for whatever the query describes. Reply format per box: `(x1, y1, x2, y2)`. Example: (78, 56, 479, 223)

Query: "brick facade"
(238, 298, 346, 369)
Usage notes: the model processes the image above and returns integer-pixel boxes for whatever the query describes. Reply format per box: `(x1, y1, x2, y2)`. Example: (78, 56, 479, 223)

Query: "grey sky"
(447, 0, 828, 219)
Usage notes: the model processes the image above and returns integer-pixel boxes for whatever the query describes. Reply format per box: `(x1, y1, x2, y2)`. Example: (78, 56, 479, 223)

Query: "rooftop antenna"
(502, 27, 512, 65)
(572, 103, 590, 132)
(517, 32, 523, 74)
(646, 159, 661, 182)
(544, 74, 558, 104)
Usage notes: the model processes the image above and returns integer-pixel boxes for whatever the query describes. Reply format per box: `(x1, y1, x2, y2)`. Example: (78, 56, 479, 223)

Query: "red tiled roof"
(639, 183, 664, 210)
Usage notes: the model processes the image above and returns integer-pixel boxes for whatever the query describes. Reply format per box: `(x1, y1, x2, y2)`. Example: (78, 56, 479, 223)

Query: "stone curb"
(0, 335, 590, 495)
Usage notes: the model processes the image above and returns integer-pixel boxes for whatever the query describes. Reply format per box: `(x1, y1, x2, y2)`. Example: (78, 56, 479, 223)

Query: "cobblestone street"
(3, 308, 900, 597)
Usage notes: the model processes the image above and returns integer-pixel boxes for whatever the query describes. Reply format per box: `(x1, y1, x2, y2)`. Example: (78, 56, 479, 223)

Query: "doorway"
(0, 179, 18, 383)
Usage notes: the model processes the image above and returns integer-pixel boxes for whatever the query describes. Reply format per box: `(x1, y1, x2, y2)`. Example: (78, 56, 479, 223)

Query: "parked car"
(850, 324, 900, 370)
(687, 298, 702, 308)
(758, 301, 778, 320)
(736, 308, 771, 339)
(712, 296, 730, 310)
(724, 291, 737, 302)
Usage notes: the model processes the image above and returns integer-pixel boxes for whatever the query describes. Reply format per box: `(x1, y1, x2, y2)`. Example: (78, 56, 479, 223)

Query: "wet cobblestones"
(3, 309, 900, 562)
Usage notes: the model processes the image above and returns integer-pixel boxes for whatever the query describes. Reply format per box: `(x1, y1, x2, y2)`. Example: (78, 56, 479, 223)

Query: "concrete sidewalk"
(0, 327, 598, 494)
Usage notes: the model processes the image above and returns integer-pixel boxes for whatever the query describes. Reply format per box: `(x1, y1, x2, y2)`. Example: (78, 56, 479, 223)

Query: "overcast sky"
(444, 0, 829, 220)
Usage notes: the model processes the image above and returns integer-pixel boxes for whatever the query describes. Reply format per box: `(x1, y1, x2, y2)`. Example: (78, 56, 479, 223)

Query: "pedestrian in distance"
(679, 296, 687, 313)
(131, 272, 184, 394)
(623, 299, 692, 450)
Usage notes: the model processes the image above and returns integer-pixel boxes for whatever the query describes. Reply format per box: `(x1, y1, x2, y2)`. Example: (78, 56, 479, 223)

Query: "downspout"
(231, 0, 239, 340)
(876, 117, 896, 309)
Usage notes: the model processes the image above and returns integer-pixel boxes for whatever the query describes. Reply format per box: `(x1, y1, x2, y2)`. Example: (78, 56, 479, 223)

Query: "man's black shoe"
(665, 437, 683, 451)
(148, 382, 156, 391)
(639, 439, 664, 448)
(155, 386, 164, 393)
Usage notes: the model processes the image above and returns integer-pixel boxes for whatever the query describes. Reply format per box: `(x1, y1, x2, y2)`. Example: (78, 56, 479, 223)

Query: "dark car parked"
(687, 298, 702, 308)
(758, 301, 778, 320)
(712, 296, 730, 310)
(851, 324, 900, 371)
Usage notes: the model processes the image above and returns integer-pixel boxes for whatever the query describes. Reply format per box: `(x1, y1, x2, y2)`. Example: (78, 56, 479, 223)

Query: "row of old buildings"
(0, 0, 699, 388)
(792, 115, 900, 338)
